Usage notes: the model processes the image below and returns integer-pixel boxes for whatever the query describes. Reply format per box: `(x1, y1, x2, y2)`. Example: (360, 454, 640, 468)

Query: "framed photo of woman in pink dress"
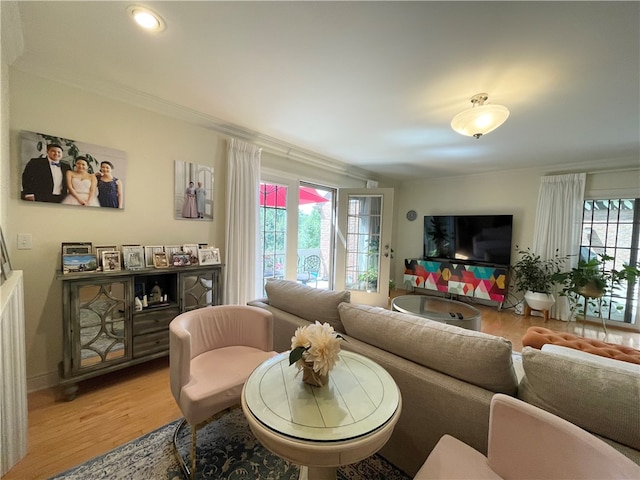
(174, 160, 214, 221)
(20, 130, 127, 209)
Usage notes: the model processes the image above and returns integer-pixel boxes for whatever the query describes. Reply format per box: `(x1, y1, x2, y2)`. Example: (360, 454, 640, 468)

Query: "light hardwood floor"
(3, 301, 639, 479)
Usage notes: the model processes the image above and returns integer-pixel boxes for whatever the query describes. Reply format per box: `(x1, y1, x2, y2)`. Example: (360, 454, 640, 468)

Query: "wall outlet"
(17, 233, 32, 250)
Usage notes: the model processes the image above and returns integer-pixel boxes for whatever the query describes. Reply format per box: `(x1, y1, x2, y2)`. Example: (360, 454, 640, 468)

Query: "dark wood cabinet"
(58, 265, 223, 399)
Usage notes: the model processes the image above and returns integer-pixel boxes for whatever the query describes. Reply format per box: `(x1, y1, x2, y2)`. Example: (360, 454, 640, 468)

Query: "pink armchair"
(169, 305, 278, 478)
(415, 394, 640, 479)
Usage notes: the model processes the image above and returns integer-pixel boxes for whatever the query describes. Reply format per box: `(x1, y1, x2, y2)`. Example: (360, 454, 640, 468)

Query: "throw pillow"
(265, 279, 350, 332)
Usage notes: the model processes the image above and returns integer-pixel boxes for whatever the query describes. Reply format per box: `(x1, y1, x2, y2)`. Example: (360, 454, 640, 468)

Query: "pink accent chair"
(414, 394, 640, 479)
(169, 305, 278, 478)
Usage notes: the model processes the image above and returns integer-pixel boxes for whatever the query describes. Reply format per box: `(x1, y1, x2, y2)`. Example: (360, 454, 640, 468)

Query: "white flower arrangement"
(289, 321, 344, 377)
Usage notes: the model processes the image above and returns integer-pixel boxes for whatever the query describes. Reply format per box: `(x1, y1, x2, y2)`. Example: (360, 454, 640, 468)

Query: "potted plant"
(552, 253, 640, 322)
(358, 267, 378, 291)
(511, 247, 568, 312)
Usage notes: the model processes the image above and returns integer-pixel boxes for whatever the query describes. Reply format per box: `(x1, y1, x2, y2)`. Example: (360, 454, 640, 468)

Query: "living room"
(1, 2, 639, 478)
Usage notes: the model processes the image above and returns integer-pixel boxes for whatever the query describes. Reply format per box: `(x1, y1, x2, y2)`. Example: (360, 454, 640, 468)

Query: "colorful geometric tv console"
(403, 258, 508, 306)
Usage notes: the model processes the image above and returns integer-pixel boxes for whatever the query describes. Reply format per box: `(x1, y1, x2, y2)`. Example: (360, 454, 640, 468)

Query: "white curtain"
(225, 138, 262, 305)
(532, 173, 586, 320)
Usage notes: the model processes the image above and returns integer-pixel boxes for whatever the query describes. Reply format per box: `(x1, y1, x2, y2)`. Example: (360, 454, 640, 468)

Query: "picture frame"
(174, 160, 214, 221)
(172, 253, 191, 267)
(95, 245, 118, 269)
(0, 227, 12, 282)
(122, 245, 145, 270)
(153, 252, 169, 268)
(20, 130, 127, 209)
(183, 244, 199, 265)
(101, 251, 121, 272)
(61, 242, 93, 272)
(198, 247, 221, 266)
(144, 245, 165, 267)
(62, 242, 93, 255)
(62, 254, 98, 274)
(164, 245, 182, 264)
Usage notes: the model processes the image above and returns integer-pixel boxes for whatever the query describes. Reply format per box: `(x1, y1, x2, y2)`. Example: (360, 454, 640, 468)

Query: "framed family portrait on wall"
(174, 160, 214, 221)
(20, 130, 127, 209)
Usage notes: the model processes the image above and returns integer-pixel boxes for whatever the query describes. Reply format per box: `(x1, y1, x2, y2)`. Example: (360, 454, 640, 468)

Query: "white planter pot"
(524, 291, 556, 311)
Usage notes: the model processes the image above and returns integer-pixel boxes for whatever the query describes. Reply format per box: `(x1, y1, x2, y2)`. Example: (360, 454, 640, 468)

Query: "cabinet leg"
(61, 383, 79, 401)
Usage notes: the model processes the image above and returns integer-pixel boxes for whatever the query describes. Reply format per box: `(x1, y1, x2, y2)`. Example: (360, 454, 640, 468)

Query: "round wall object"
(406, 210, 417, 221)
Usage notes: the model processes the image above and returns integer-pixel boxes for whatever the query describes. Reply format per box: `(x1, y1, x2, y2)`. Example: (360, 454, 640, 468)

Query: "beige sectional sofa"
(248, 279, 640, 476)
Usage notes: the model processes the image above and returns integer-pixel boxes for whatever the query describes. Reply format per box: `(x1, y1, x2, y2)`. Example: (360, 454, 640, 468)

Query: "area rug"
(50, 408, 410, 480)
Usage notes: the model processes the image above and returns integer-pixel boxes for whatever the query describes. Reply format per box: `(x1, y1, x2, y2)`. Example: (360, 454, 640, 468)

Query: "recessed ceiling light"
(127, 5, 165, 32)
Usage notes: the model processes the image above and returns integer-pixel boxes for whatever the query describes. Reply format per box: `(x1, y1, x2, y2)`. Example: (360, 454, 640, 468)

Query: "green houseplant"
(511, 247, 568, 312)
(552, 253, 640, 323)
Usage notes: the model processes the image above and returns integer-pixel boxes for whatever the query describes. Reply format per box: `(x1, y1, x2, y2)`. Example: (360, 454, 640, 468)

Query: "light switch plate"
(17, 233, 32, 250)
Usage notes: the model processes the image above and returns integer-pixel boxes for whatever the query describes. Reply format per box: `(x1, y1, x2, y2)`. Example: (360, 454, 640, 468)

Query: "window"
(580, 198, 639, 325)
(259, 183, 287, 288)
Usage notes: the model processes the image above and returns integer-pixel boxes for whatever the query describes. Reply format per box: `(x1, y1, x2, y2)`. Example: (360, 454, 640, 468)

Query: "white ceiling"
(11, 1, 640, 180)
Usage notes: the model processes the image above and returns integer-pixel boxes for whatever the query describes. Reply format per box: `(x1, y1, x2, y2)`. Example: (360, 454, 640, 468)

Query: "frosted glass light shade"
(451, 104, 510, 139)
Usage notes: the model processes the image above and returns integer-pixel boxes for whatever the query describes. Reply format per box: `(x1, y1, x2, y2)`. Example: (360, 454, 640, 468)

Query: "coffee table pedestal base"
(299, 465, 337, 480)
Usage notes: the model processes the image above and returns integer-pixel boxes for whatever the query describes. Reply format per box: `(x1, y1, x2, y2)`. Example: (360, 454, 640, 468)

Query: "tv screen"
(424, 215, 513, 266)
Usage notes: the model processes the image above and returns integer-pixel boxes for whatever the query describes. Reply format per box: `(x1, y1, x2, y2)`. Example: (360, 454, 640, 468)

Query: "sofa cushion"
(338, 303, 518, 394)
(265, 279, 349, 333)
(518, 346, 640, 451)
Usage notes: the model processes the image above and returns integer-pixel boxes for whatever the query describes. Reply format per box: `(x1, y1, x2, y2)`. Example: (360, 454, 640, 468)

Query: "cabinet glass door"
(73, 281, 129, 370)
(180, 268, 222, 311)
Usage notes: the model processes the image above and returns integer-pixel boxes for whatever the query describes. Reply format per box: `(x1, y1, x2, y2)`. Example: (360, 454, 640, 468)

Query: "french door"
(259, 180, 335, 294)
(335, 188, 394, 307)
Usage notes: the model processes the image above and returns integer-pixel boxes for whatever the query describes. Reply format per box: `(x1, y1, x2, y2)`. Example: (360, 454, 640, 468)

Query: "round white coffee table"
(241, 350, 402, 480)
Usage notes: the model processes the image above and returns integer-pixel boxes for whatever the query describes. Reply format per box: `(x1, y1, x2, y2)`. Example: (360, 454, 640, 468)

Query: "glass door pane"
(345, 196, 382, 292)
(336, 188, 394, 307)
(259, 182, 287, 293)
(297, 183, 334, 289)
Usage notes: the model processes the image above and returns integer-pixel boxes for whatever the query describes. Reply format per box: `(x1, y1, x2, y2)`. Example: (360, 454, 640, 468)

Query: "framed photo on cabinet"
(144, 245, 164, 267)
(62, 254, 98, 274)
(164, 245, 182, 264)
(182, 244, 199, 265)
(101, 251, 121, 272)
(122, 245, 144, 270)
(153, 252, 169, 268)
(95, 245, 118, 269)
(172, 253, 191, 267)
(198, 247, 221, 266)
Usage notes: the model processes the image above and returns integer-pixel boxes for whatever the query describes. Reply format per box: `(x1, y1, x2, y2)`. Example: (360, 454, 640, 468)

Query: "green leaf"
(289, 346, 307, 366)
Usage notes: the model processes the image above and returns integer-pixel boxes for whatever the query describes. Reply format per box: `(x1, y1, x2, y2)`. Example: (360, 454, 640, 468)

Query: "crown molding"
(12, 58, 375, 182)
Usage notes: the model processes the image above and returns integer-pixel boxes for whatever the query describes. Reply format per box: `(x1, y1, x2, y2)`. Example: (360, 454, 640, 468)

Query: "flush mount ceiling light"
(127, 5, 165, 32)
(451, 93, 510, 139)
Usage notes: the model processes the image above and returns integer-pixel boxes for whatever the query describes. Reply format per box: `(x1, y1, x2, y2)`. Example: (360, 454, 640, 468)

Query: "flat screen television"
(424, 214, 513, 266)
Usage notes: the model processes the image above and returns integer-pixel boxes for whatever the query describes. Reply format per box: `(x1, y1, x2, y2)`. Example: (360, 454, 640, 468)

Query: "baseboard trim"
(27, 371, 59, 393)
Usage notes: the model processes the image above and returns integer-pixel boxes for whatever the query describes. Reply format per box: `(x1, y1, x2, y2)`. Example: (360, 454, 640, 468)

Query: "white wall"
(9, 70, 228, 390)
(391, 167, 640, 288)
(8, 70, 373, 391)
